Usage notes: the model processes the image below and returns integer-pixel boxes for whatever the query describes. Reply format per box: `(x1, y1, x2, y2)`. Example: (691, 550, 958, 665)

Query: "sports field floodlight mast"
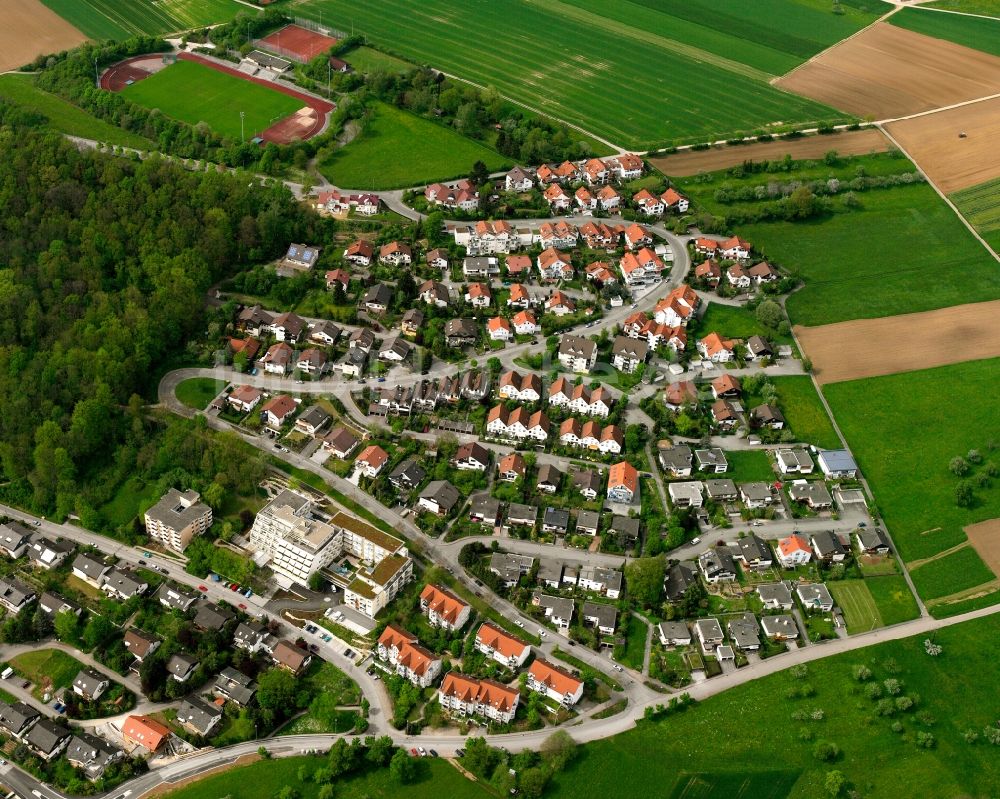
(240, 111, 245, 142)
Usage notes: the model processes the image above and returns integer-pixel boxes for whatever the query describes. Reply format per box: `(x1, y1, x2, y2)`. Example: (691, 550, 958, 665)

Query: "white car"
(538, 630, 546, 637)
(514, 620, 524, 628)
(613, 665, 624, 672)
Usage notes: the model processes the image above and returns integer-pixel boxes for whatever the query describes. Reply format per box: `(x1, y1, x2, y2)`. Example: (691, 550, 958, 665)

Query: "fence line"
(293, 16, 348, 40)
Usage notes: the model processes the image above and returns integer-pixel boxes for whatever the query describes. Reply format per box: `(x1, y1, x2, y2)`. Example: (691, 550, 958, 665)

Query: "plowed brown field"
(650, 128, 891, 176)
(885, 97, 1000, 193)
(776, 22, 1000, 120)
(797, 299, 1000, 384)
(965, 519, 1000, 578)
(0, 0, 86, 73)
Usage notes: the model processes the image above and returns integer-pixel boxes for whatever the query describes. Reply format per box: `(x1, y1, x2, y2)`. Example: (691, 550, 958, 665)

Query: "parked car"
(198, 585, 208, 592)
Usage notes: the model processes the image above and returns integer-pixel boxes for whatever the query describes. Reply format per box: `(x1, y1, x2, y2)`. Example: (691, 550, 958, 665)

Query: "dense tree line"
(0, 126, 320, 519)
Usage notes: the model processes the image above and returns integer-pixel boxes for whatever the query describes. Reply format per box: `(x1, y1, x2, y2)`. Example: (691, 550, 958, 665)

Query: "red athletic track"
(99, 52, 334, 144)
(257, 24, 338, 62)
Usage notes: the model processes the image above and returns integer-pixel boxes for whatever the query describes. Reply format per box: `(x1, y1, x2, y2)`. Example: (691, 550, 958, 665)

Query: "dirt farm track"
(776, 23, 1000, 121)
(650, 128, 891, 176)
(796, 299, 1000, 385)
(885, 97, 1000, 194)
(0, 0, 87, 73)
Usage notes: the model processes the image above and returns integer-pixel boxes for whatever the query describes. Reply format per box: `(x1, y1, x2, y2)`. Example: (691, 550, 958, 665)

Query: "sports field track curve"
(294, 0, 848, 149)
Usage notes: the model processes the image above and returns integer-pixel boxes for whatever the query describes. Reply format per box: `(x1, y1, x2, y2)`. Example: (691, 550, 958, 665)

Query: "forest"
(0, 118, 324, 523)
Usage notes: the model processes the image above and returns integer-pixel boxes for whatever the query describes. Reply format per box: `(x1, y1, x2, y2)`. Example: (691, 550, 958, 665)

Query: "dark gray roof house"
(727, 613, 760, 651)
(857, 527, 891, 554)
(389, 459, 426, 491)
(575, 510, 600, 536)
(233, 621, 268, 651)
(176, 695, 223, 737)
(157, 583, 198, 612)
(66, 732, 123, 778)
(39, 591, 81, 618)
(811, 530, 847, 561)
(0, 700, 39, 737)
(194, 601, 235, 631)
(608, 515, 641, 545)
(664, 561, 698, 601)
(542, 507, 570, 534)
(0, 577, 36, 612)
(167, 653, 199, 682)
(72, 668, 110, 700)
(214, 667, 257, 706)
(0, 521, 32, 557)
(418, 480, 462, 515)
(101, 568, 148, 599)
(737, 534, 772, 569)
(581, 601, 618, 634)
(570, 467, 602, 498)
(72, 553, 111, 584)
(24, 718, 71, 760)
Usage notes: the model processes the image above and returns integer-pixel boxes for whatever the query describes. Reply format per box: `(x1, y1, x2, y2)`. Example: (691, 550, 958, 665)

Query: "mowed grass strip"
(123, 60, 302, 141)
(910, 546, 996, 602)
(890, 7, 1000, 57)
(344, 46, 415, 74)
(667, 770, 801, 799)
(40, 0, 246, 39)
(320, 101, 508, 189)
(295, 0, 846, 148)
(828, 580, 881, 633)
(0, 74, 151, 148)
(866, 575, 920, 626)
(951, 176, 1000, 252)
(175, 377, 227, 410)
(824, 358, 1000, 566)
(724, 449, 777, 483)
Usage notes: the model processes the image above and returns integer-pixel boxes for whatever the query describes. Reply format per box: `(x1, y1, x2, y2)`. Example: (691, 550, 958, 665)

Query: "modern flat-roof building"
(144, 489, 213, 553)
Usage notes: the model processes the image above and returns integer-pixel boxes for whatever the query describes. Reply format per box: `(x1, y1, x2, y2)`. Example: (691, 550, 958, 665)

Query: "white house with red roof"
(633, 189, 665, 216)
(654, 284, 700, 327)
(619, 247, 664, 286)
(475, 622, 531, 668)
(512, 310, 540, 335)
(438, 673, 519, 723)
(720, 236, 752, 260)
(356, 445, 389, 478)
(488, 317, 513, 341)
(698, 332, 739, 363)
(661, 187, 689, 213)
(537, 248, 573, 281)
(538, 221, 578, 249)
(527, 658, 584, 706)
(543, 183, 572, 211)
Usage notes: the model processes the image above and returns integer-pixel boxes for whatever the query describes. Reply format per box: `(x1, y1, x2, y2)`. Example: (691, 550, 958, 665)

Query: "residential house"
(761, 615, 799, 641)
(388, 459, 426, 491)
(811, 531, 848, 563)
(271, 640, 312, 675)
(727, 613, 760, 651)
(712, 374, 741, 399)
(72, 668, 110, 701)
(401, 308, 424, 337)
(505, 166, 536, 192)
(537, 247, 573, 281)
(167, 653, 198, 683)
(156, 583, 198, 612)
(752, 404, 785, 430)
(506, 503, 537, 529)
(776, 448, 814, 475)
(498, 370, 542, 403)
(461, 369, 491, 401)
(542, 507, 570, 536)
(505, 256, 532, 278)
(438, 673, 519, 723)
(213, 668, 257, 707)
(664, 561, 698, 601)
(657, 621, 692, 647)
(532, 593, 574, 629)
(281, 243, 320, 271)
(378, 336, 412, 363)
(571, 467, 602, 500)
(512, 310, 541, 336)
(757, 582, 794, 610)
(695, 259, 722, 285)
(654, 284, 699, 327)
(261, 342, 294, 375)
(578, 566, 622, 599)
(489, 552, 535, 587)
(296, 348, 328, 375)
(698, 332, 739, 363)
(581, 601, 618, 636)
(122, 715, 172, 753)
(745, 335, 773, 361)
(488, 317, 513, 341)
(100, 568, 148, 600)
(538, 221, 578, 249)
(797, 583, 834, 612)
(585, 260, 617, 284)
(0, 701, 38, 738)
(324, 269, 350, 292)
(343, 240, 374, 266)
(607, 516, 641, 549)
(740, 482, 775, 510)
(611, 336, 648, 374)
(698, 547, 738, 583)
(623, 223, 653, 250)
(607, 461, 639, 504)
(260, 394, 297, 428)
(66, 732, 123, 779)
(377, 625, 442, 688)
(418, 279, 450, 307)
(727, 264, 751, 289)
(537, 464, 563, 494)
(379, 241, 412, 266)
(123, 629, 161, 662)
(323, 427, 360, 460)
(789, 480, 833, 510)
(575, 510, 600, 536)
(695, 448, 729, 474)
(228, 385, 263, 414)
(27, 535, 73, 571)
(454, 442, 490, 472)
(362, 283, 393, 315)
(237, 304, 274, 337)
(693, 618, 724, 652)
(857, 528, 891, 556)
(269, 312, 306, 343)
(193, 601, 234, 632)
(619, 248, 663, 286)
(356, 445, 390, 478)
(425, 180, 479, 211)
(24, 718, 71, 761)
(818, 449, 859, 479)
(543, 183, 572, 211)
(39, 591, 80, 619)
(417, 481, 461, 516)
(233, 621, 268, 653)
(420, 584, 470, 631)
(463, 256, 499, 280)
(661, 187, 689, 213)
(486, 406, 550, 442)
(475, 623, 531, 668)
(295, 405, 332, 437)
(736, 534, 773, 570)
(427, 248, 450, 269)
(668, 481, 704, 508)
(466, 282, 493, 308)
(176, 695, 223, 738)
(71, 554, 111, 587)
(0, 521, 31, 558)
(777, 534, 812, 567)
(469, 495, 501, 527)
(664, 380, 699, 410)
(546, 290, 576, 316)
(507, 282, 531, 309)
(527, 659, 584, 706)
(711, 399, 741, 430)
(719, 235, 752, 260)
(445, 318, 479, 348)
(633, 188, 664, 216)
(705, 478, 738, 503)
(558, 335, 597, 372)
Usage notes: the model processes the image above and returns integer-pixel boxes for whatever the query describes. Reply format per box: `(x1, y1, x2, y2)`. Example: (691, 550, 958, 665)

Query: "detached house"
(777, 534, 812, 567)
(260, 394, 297, 428)
(607, 461, 639, 504)
(611, 335, 648, 374)
(537, 247, 573, 281)
(261, 342, 294, 375)
(538, 220, 578, 249)
(698, 332, 739, 363)
(543, 183, 572, 211)
(558, 334, 597, 373)
(654, 284, 699, 327)
(661, 187, 689, 212)
(379, 241, 412, 266)
(633, 188, 664, 216)
(512, 310, 540, 335)
(420, 584, 471, 630)
(453, 442, 490, 472)
(527, 659, 583, 706)
(475, 623, 531, 668)
(418, 280, 450, 308)
(505, 166, 536, 192)
(619, 247, 664, 287)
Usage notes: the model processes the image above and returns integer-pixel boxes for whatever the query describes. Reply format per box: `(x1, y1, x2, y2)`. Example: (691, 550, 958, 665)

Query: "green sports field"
(122, 60, 302, 141)
(950, 177, 1000, 252)
(40, 0, 247, 40)
(295, 0, 862, 148)
(319, 101, 509, 189)
(890, 7, 1000, 57)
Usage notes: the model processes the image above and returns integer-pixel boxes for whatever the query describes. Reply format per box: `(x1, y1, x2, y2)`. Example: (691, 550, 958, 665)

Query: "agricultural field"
(549, 615, 1000, 799)
(0, 74, 151, 148)
(0, 0, 86, 73)
(796, 300, 1000, 384)
(828, 580, 881, 633)
(951, 176, 1000, 252)
(296, 0, 855, 149)
(122, 60, 302, 141)
(889, 7, 1000, 57)
(343, 46, 415, 74)
(866, 575, 921, 626)
(163, 754, 494, 799)
(175, 377, 227, 411)
(776, 21, 1000, 120)
(319, 101, 509, 189)
(39, 0, 247, 40)
(824, 358, 1000, 609)
(667, 771, 800, 799)
(649, 128, 891, 177)
(765, 376, 840, 450)
(925, 0, 1000, 14)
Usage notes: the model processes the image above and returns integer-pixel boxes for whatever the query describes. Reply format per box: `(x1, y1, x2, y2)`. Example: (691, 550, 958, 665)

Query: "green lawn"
(890, 7, 1000, 56)
(319, 100, 509, 189)
(673, 153, 1000, 326)
(950, 176, 1000, 253)
(99, 476, 165, 528)
(11, 650, 87, 699)
(617, 614, 648, 671)
(724, 450, 777, 483)
(344, 46, 415, 73)
(667, 771, 801, 799)
(163, 754, 493, 799)
(40, 0, 248, 39)
(909, 546, 996, 602)
(175, 377, 227, 411)
(866, 575, 920, 626)
(548, 614, 1000, 799)
(741, 375, 840, 449)
(296, 0, 856, 148)
(823, 358, 1000, 607)
(828, 580, 881, 634)
(924, 0, 1000, 15)
(123, 60, 302, 141)
(0, 74, 150, 148)
(699, 303, 793, 344)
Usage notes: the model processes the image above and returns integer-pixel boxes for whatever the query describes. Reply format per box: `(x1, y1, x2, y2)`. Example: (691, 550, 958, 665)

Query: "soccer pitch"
(122, 60, 302, 141)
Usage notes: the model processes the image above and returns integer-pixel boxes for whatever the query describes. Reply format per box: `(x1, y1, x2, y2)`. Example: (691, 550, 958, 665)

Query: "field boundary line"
(925, 578, 1000, 607)
(773, 8, 902, 84)
(877, 89, 1000, 125)
(907, 541, 971, 571)
(906, 4, 1000, 22)
(878, 122, 1000, 263)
